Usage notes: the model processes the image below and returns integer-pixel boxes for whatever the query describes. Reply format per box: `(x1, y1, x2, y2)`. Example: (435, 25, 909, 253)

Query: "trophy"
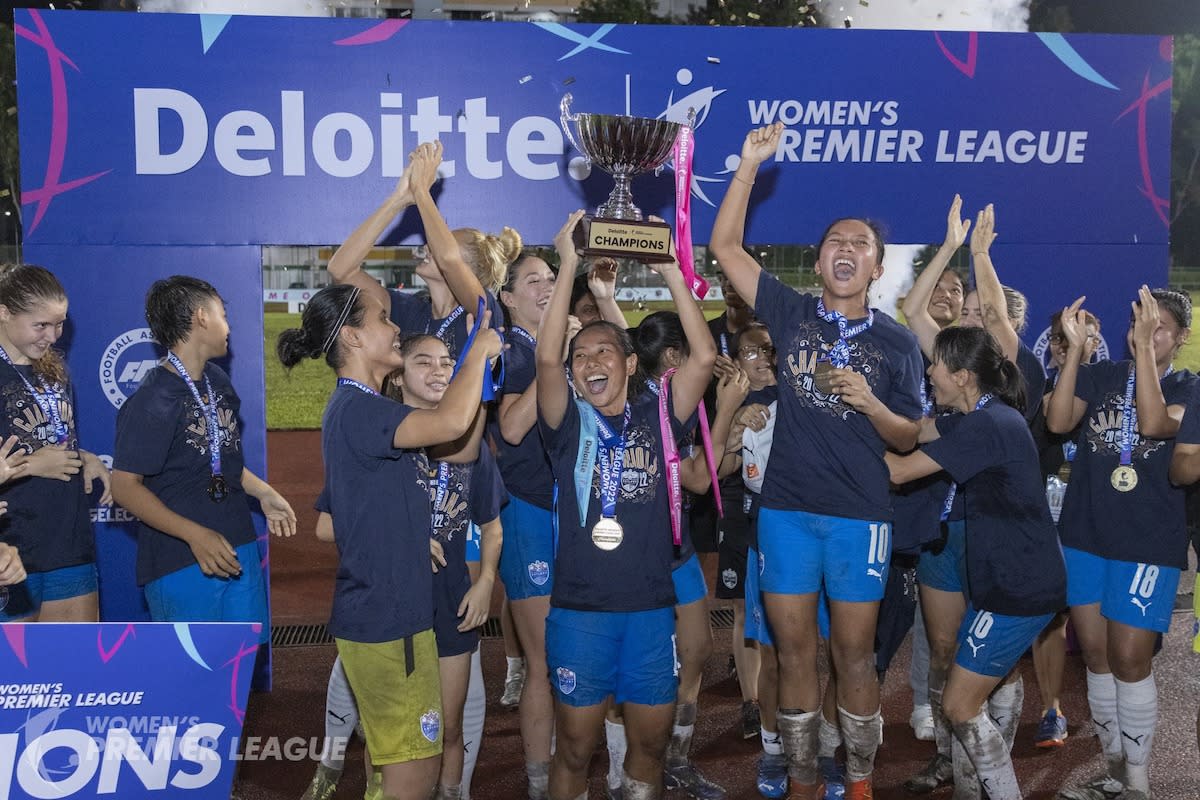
(560, 94, 691, 263)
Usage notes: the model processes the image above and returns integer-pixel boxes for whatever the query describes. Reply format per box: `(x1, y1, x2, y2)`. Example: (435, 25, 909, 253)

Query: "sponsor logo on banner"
(555, 667, 576, 696)
(527, 560, 549, 587)
(98, 328, 160, 410)
(1032, 325, 1110, 373)
(420, 709, 441, 743)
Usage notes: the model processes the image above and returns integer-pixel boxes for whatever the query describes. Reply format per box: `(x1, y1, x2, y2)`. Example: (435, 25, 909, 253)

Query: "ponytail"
(276, 284, 365, 370)
(933, 326, 1026, 415)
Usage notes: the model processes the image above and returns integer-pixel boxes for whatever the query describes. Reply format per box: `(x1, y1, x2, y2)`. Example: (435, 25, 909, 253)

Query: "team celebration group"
(0, 123, 1196, 800)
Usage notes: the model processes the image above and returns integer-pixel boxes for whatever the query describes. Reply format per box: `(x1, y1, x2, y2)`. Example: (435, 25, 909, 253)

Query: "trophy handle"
(560, 94, 587, 163)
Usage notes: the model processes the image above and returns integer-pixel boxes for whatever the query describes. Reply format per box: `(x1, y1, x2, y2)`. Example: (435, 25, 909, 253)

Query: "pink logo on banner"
(1116, 73, 1172, 228)
(934, 31, 979, 79)
(3, 625, 27, 668)
(334, 19, 410, 46)
(96, 624, 137, 663)
(15, 10, 111, 235)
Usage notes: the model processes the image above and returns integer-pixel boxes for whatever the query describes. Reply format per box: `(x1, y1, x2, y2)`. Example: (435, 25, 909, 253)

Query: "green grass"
(266, 296, 1200, 429)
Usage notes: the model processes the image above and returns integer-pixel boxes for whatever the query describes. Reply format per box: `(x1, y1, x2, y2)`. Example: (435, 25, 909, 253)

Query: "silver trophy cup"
(560, 94, 690, 261)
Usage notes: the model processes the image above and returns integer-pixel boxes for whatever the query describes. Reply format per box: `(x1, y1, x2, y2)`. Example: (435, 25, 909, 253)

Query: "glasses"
(738, 345, 775, 360)
(1050, 333, 1101, 344)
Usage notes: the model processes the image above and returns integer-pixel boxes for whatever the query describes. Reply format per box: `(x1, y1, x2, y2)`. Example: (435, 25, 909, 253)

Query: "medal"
(1111, 465, 1138, 492)
(208, 475, 228, 503)
(1057, 462, 1072, 483)
(813, 361, 837, 395)
(591, 517, 624, 551)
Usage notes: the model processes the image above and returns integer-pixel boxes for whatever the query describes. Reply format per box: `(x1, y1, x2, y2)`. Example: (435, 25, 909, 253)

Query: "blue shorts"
(955, 604, 1054, 678)
(0, 562, 98, 622)
(917, 521, 968, 595)
(498, 496, 554, 600)
(465, 522, 481, 564)
(144, 542, 269, 644)
(672, 554, 708, 607)
(545, 606, 677, 707)
(744, 548, 773, 647)
(758, 508, 890, 602)
(1064, 546, 1179, 633)
(433, 570, 479, 658)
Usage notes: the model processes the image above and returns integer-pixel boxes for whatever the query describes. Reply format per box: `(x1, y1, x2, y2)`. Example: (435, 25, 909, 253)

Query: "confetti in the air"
(706, 56, 721, 64)
(563, 76, 576, 85)
(519, 75, 533, 84)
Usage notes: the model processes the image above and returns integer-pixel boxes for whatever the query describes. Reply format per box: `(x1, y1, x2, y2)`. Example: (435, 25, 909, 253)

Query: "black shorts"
(715, 506, 751, 600)
(434, 570, 480, 658)
(687, 497, 719, 554)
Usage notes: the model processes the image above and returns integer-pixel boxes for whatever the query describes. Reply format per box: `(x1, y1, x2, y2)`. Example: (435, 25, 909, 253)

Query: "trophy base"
(574, 216, 674, 263)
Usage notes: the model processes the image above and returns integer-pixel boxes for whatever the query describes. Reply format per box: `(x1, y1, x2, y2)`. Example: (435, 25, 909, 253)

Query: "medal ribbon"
(451, 297, 504, 401)
(1118, 364, 1137, 468)
(940, 393, 994, 521)
(337, 376, 380, 396)
(429, 305, 465, 342)
(816, 299, 874, 368)
(0, 346, 68, 444)
(673, 126, 708, 301)
(508, 326, 537, 351)
(594, 404, 630, 525)
(430, 461, 451, 537)
(167, 353, 223, 485)
(573, 398, 597, 527)
(718, 332, 730, 358)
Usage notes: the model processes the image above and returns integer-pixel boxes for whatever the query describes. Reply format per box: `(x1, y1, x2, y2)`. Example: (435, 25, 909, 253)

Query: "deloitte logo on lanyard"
(0, 345, 68, 445)
(167, 353, 227, 503)
(816, 299, 874, 368)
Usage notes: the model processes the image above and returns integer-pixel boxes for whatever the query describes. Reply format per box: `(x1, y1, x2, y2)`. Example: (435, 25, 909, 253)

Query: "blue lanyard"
(816, 299, 874, 368)
(719, 332, 730, 358)
(452, 296, 504, 401)
(429, 305, 466, 342)
(167, 353, 222, 479)
(0, 346, 67, 444)
(919, 375, 933, 417)
(1119, 364, 1137, 467)
(594, 405, 630, 520)
(509, 326, 537, 350)
(336, 377, 380, 396)
(429, 461, 452, 538)
(940, 393, 994, 521)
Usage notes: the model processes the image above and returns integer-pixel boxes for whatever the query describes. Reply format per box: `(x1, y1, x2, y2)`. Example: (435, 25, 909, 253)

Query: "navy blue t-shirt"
(430, 444, 506, 614)
(896, 363, 956, 550)
(492, 333, 555, 509)
(925, 401, 1066, 616)
(389, 289, 503, 360)
(1016, 343, 1047, 423)
(540, 385, 694, 612)
(114, 364, 253, 585)
(754, 271, 924, 520)
(321, 385, 434, 642)
(1059, 360, 1197, 568)
(0, 364, 92, 574)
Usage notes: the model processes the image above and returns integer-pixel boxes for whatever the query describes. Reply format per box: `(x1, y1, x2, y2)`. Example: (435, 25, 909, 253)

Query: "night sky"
(1059, 0, 1200, 35)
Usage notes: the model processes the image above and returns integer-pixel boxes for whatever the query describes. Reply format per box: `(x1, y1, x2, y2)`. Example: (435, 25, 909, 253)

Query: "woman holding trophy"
(710, 123, 925, 800)
(535, 211, 714, 800)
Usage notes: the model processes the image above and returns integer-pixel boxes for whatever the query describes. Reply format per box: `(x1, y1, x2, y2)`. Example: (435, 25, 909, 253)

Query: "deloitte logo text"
(99, 328, 161, 410)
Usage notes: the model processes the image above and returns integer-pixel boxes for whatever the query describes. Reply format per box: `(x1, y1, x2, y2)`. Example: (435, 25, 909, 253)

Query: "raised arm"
(710, 124, 783, 308)
(410, 141, 488, 312)
(901, 195, 970, 358)
(654, 259, 716, 421)
(682, 364, 750, 492)
(395, 321, 501, 449)
(535, 211, 586, 429)
(587, 258, 629, 327)
(970, 204, 1020, 363)
(1046, 296, 1090, 434)
(1131, 285, 1185, 439)
(328, 166, 413, 311)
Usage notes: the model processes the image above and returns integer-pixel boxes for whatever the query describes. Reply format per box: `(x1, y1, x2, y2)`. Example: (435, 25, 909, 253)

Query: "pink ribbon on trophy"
(673, 126, 708, 300)
(658, 370, 684, 546)
(658, 370, 724, 549)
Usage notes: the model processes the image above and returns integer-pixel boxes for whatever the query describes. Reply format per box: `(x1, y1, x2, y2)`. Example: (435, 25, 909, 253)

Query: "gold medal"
(591, 517, 624, 551)
(813, 361, 836, 395)
(1111, 465, 1138, 493)
(1057, 462, 1072, 483)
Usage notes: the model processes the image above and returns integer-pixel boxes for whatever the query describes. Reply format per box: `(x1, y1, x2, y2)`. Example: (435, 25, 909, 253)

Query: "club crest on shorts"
(420, 709, 441, 742)
(722, 568, 738, 589)
(528, 560, 550, 586)
(556, 666, 576, 695)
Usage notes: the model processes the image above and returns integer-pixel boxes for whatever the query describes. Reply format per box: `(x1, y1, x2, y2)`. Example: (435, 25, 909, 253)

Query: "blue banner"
(0, 622, 257, 799)
(14, 11, 1172, 248)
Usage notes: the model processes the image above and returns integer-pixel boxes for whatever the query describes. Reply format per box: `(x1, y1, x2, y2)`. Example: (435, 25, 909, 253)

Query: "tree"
(686, 0, 822, 29)
(575, 0, 671, 25)
(0, 23, 19, 237)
